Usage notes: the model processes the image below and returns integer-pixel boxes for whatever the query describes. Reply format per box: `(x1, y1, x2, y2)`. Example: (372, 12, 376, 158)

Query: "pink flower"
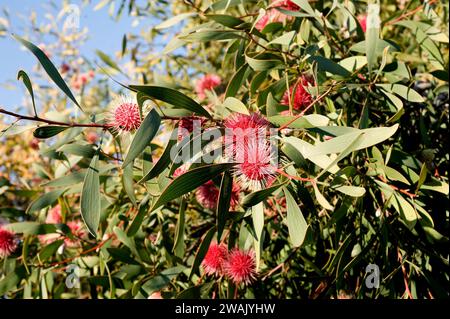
(224, 113, 275, 190)
(196, 181, 241, 210)
(281, 76, 313, 111)
(0, 227, 17, 258)
(358, 14, 367, 33)
(86, 131, 98, 144)
(178, 116, 205, 141)
(195, 74, 221, 100)
(202, 243, 228, 276)
(255, 0, 299, 31)
(196, 180, 220, 210)
(108, 96, 141, 133)
(148, 291, 163, 299)
(64, 221, 87, 248)
(224, 113, 269, 131)
(46, 205, 62, 224)
(173, 164, 189, 178)
(224, 248, 257, 285)
(234, 138, 277, 190)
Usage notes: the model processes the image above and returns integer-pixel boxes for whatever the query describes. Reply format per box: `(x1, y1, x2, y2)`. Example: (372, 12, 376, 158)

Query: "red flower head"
(46, 205, 62, 224)
(196, 180, 220, 210)
(255, 0, 299, 31)
(358, 14, 367, 33)
(202, 243, 229, 276)
(281, 75, 314, 111)
(234, 138, 277, 190)
(178, 116, 205, 141)
(0, 228, 17, 258)
(196, 180, 241, 210)
(108, 96, 141, 133)
(224, 248, 257, 285)
(195, 74, 221, 100)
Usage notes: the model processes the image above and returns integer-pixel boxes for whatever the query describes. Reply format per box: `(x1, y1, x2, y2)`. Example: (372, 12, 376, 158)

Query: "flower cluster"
(281, 75, 314, 111)
(108, 95, 142, 133)
(202, 243, 257, 285)
(255, 0, 300, 31)
(0, 227, 17, 258)
(196, 180, 241, 210)
(224, 113, 277, 191)
(195, 74, 221, 100)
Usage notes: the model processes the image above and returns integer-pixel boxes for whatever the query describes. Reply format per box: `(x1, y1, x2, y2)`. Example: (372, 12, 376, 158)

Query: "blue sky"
(0, 0, 156, 109)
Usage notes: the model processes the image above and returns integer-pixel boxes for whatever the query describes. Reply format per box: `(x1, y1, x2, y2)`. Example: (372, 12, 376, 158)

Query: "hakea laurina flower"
(0, 227, 17, 258)
(224, 113, 276, 191)
(39, 206, 87, 248)
(195, 180, 241, 210)
(234, 138, 277, 191)
(224, 248, 257, 285)
(107, 96, 141, 133)
(195, 74, 221, 100)
(281, 76, 314, 111)
(358, 14, 367, 33)
(178, 116, 205, 141)
(202, 243, 229, 276)
(255, 0, 300, 31)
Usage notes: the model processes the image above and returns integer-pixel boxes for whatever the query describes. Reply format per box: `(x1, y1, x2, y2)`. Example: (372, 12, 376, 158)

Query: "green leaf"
(96, 50, 122, 73)
(80, 154, 101, 237)
(313, 183, 334, 210)
(241, 182, 286, 208)
(217, 171, 233, 241)
(33, 126, 68, 139)
(17, 70, 37, 116)
(365, 4, 380, 73)
(180, 30, 244, 42)
(0, 266, 27, 295)
(246, 56, 283, 71)
(268, 31, 296, 46)
(173, 199, 187, 258)
(283, 188, 308, 247)
(251, 202, 264, 269)
(127, 196, 150, 237)
(392, 194, 417, 230)
(13, 35, 82, 110)
(334, 185, 366, 197)
(130, 85, 211, 118)
(151, 163, 235, 211)
(225, 64, 249, 98)
(122, 108, 161, 168)
(5, 222, 69, 235)
(26, 188, 67, 214)
(139, 130, 178, 183)
(338, 56, 367, 72)
(376, 84, 424, 103)
(269, 114, 330, 128)
(122, 163, 136, 206)
(38, 239, 64, 262)
(206, 14, 245, 28)
(156, 13, 197, 30)
(222, 97, 249, 115)
(308, 56, 351, 77)
(189, 226, 216, 279)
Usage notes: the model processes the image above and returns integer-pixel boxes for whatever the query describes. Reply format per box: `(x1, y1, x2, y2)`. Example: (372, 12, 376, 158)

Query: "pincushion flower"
(358, 14, 367, 33)
(178, 116, 205, 141)
(195, 74, 221, 100)
(255, 0, 300, 31)
(46, 205, 63, 224)
(0, 227, 17, 258)
(202, 243, 229, 276)
(196, 180, 241, 210)
(224, 248, 257, 285)
(107, 95, 141, 133)
(281, 76, 314, 111)
(234, 138, 277, 190)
